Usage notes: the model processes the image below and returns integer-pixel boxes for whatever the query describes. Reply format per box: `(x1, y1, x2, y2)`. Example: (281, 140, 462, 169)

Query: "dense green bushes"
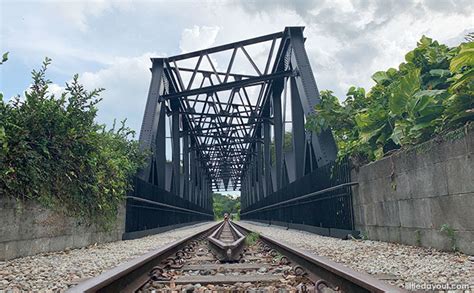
(306, 36, 473, 164)
(0, 58, 146, 228)
(213, 193, 240, 220)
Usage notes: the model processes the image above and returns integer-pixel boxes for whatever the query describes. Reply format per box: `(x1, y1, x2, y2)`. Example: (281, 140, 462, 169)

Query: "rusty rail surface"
(207, 220, 246, 262)
(69, 221, 406, 293)
(67, 222, 220, 293)
(233, 222, 406, 293)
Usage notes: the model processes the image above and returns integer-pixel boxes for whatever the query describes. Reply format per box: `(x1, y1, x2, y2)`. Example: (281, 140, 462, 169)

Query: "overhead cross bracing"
(138, 27, 337, 207)
(161, 31, 288, 192)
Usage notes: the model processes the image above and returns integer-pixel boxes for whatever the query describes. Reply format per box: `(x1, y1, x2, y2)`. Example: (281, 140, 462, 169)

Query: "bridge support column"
(182, 131, 190, 201)
(263, 106, 272, 197)
(288, 27, 337, 167)
(243, 175, 249, 207)
(241, 177, 245, 210)
(190, 141, 196, 204)
(256, 127, 264, 201)
(250, 154, 256, 205)
(196, 162, 202, 207)
(272, 87, 283, 190)
(171, 102, 181, 196)
(138, 58, 166, 189)
(290, 76, 306, 179)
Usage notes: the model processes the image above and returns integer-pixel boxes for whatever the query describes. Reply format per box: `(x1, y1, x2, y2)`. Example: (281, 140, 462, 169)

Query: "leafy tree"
(306, 36, 474, 165)
(270, 131, 293, 163)
(0, 58, 146, 228)
(0, 52, 8, 65)
(212, 193, 240, 220)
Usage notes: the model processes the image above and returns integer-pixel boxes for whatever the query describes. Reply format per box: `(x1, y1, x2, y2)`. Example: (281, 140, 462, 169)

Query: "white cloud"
(55, 0, 134, 32)
(80, 52, 163, 133)
(179, 25, 221, 53)
(48, 83, 65, 97)
(3, 0, 473, 132)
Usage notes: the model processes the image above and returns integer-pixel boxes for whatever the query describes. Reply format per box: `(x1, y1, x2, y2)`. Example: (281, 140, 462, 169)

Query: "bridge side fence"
(124, 177, 213, 240)
(241, 158, 357, 238)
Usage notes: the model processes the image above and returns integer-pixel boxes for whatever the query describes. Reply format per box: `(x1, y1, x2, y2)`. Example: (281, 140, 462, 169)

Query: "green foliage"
(0, 58, 146, 228)
(415, 230, 422, 246)
(245, 232, 260, 246)
(440, 224, 458, 252)
(212, 193, 240, 220)
(359, 231, 369, 240)
(306, 36, 474, 164)
(270, 131, 293, 163)
(0, 52, 8, 65)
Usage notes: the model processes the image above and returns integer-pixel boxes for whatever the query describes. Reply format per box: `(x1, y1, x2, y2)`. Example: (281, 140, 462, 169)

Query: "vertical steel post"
(251, 155, 257, 204)
(182, 130, 189, 201)
(290, 76, 306, 179)
(196, 163, 202, 206)
(272, 87, 283, 190)
(171, 102, 181, 196)
(189, 142, 196, 204)
(241, 178, 246, 210)
(256, 127, 264, 200)
(288, 27, 337, 166)
(263, 107, 272, 197)
(138, 58, 166, 188)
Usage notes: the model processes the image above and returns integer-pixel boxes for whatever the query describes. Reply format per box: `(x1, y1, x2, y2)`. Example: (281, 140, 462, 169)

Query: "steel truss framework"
(138, 26, 337, 214)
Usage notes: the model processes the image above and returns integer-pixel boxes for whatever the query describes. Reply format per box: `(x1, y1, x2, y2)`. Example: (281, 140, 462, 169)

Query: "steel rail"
(67, 222, 220, 293)
(69, 221, 407, 292)
(207, 220, 246, 262)
(233, 222, 407, 293)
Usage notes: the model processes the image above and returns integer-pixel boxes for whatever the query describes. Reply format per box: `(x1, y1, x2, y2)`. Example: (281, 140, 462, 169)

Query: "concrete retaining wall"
(352, 126, 474, 255)
(0, 198, 125, 260)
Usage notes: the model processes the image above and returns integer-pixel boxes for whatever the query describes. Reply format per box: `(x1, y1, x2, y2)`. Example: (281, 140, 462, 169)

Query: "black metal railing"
(125, 177, 213, 233)
(241, 158, 355, 232)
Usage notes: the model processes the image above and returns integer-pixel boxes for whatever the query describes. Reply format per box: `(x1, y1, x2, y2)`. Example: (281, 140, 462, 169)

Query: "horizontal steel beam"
(166, 31, 283, 62)
(180, 112, 253, 119)
(184, 99, 259, 109)
(175, 67, 256, 79)
(161, 70, 294, 100)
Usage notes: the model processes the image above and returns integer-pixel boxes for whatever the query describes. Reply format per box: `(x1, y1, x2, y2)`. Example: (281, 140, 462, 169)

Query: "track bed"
(69, 221, 405, 293)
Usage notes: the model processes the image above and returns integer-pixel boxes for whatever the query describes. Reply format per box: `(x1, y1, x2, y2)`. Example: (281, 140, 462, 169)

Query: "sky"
(1, 0, 473, 196)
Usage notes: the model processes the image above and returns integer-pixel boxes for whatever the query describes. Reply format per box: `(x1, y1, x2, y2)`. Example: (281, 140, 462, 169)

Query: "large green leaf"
(390, 124, 405, 145)
(450, 42, 474, 72)
(389, 68, 421, 115)
(450, 68, 474, 92)
(0, 52, 8, 65)
(372, 71, 390, 84)
(305, 35, 473, 165)
(429, 69, 451, 78)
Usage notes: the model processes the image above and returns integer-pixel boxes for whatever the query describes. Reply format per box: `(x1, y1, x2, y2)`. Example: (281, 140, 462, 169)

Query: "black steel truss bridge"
(125, 27, 355, 238)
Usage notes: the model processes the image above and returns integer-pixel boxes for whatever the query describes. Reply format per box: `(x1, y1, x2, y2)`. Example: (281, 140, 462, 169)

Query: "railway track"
(69, 221, 405, 293)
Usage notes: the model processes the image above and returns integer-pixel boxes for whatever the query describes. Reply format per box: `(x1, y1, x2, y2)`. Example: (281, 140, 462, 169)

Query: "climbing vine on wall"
(306, 35, 474, 165)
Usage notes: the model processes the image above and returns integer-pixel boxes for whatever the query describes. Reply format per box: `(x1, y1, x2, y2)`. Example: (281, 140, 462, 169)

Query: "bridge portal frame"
(131, 27, 351, 235)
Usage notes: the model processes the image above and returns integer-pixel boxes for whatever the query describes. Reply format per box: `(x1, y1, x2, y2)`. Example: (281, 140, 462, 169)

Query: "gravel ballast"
(0, 222, 216, 292)
(1, 220, 472, 291)
(238, 221, 473, 290)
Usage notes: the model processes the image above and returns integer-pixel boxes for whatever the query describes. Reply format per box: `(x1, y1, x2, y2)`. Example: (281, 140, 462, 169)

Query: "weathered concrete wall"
(352, 126, 474, 255)
(0, 198, 125, 260)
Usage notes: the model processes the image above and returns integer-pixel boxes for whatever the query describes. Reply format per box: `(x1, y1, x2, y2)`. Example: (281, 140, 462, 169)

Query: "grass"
(245, 232, 260, 246)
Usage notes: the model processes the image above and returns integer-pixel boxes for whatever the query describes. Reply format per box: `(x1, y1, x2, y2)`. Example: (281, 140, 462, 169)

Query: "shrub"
(0, 58, 146, 229)
(306, 36, 474, 164)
